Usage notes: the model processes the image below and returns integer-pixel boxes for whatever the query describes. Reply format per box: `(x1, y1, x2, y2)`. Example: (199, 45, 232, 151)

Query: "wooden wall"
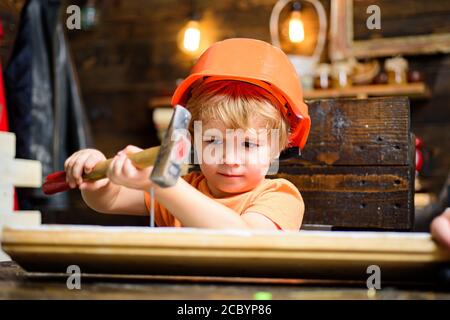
(353, 0, 450, 40)
(351, 0, 450, 193)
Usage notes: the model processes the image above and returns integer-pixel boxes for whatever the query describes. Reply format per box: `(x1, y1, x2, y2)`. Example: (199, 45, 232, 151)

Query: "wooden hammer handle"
(43, 146, 160, 195)
(83, 146, 160, 181)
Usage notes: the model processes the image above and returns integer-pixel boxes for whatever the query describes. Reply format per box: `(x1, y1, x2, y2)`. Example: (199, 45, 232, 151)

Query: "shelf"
(304, 82, 430, 100)
(148, 82, 430, 109)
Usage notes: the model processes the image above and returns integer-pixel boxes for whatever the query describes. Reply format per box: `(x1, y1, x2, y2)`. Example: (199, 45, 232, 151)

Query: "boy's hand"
(431, 208, 450, 251)
(64, 149, 109, 191)
(107, 145, 154, 191)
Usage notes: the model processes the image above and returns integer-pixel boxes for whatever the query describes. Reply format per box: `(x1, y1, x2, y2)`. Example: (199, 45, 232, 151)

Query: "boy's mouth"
(218, 172, 244, 178)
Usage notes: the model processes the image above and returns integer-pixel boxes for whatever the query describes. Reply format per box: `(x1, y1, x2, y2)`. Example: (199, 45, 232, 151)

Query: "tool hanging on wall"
(42, 105, 192, 195)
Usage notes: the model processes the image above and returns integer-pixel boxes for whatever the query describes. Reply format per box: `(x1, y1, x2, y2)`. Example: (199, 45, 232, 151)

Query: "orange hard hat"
(172, 38, 311, 149)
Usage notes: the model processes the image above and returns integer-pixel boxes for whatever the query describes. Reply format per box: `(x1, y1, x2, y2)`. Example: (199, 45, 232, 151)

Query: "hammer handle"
(84, 146, 160, 180)
(43, 146, 160, 195)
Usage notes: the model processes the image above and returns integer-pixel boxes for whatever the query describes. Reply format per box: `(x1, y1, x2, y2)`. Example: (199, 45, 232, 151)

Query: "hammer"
(43, 105, 192, 195)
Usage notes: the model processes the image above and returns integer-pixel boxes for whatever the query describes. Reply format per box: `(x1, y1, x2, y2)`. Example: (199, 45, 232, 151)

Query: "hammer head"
(150, 105, 192, 188)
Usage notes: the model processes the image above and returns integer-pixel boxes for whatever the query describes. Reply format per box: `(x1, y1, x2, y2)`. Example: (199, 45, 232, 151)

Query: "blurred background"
(0, 0, 449, 228)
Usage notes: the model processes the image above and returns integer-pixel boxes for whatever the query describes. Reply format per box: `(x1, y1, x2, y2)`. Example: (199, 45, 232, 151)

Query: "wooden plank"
(303, 83, 430, 99)
(0, 186, 13, 214)
(0, 157, 42, 187)
(2, 226, 449, 281)
(276, 166, 411, 192)
(300, 191, 410, 230)
(352, 34, 450, 58)
(0, 132, 15, 158)
(0, 211, 41, 262)
(274, 166, 414, 230)
(299, 97, 411, 166)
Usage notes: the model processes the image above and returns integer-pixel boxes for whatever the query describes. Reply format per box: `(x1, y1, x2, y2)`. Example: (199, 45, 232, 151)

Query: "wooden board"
(0, 212, 41, 262)
(303, 83, 430, 100)
(274, 97, 415, 230)
(0, 157, 42, 187)
(299, 98, 411, 166)
(0, 132, 42, 188)
(0, 131, 16, 158)
(0, 186, 14, 213)
(2, 226, 450, 282)
(274, 166, 414, 230)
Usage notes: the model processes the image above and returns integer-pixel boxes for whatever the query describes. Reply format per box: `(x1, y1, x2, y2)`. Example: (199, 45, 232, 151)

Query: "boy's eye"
(204, 138, 223, 145)
(243, 141, 259, 148)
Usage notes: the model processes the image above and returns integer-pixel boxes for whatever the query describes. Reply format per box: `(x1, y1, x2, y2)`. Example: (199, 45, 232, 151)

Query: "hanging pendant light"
(270, 0, 327, 90)
(181, 0, 201, 54)
(288, 2, 305, 43)
(183, 20, 201, 52)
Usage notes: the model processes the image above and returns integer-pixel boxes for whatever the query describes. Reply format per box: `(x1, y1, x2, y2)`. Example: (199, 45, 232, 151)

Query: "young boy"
(64, 38, 311, 231)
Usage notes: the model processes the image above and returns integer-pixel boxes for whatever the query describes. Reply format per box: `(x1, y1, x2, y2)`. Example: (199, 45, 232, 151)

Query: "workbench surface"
(1, 262, 449, 300)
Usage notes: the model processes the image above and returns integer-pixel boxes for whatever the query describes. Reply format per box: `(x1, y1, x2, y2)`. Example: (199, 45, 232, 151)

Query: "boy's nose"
(223, 147, 243, 165)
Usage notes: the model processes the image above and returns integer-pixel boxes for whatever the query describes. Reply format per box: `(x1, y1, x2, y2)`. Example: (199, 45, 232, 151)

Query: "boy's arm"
(155, 178, 278, 230)
(76, 146, 279, 226)
(81, 182, 148, 215)
(431, 208, 450, 250)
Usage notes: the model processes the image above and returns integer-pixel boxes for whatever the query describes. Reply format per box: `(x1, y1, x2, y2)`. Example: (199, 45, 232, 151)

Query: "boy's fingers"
(111, 153, 127, 178)
(64, 156, 72, 172)
(71, 152, 92, 185)
(65, 154, 78, 174)
(65, 150, 85, 172)
(106, 156, 116, 179)
(64, 150, 83, 171)
(84, 154, 103, 174)
(431, 215, 450, 250)
(122, 158, 137, 177)
(66, 153, 83, 187)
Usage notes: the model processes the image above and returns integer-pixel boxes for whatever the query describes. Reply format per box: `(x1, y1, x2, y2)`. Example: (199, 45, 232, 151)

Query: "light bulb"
(288, 11, 304, 43)
(183, 20, 201, 52)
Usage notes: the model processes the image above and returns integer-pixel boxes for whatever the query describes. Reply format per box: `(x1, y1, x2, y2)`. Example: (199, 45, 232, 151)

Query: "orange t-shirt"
(144, 171, 304, 231)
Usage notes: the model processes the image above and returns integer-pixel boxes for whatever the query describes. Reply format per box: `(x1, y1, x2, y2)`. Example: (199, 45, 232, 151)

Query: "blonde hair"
(185, 80, 290, 152)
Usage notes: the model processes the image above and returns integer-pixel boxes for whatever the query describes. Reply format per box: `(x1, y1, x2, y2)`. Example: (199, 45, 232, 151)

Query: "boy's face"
(196, 118, 276, 198)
